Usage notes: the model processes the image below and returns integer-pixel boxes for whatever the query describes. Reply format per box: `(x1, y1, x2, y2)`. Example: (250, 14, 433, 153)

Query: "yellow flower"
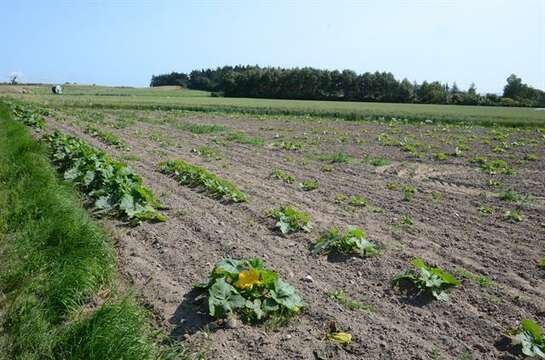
(234, 270, 261, 289)
(327, 332, 352, 345)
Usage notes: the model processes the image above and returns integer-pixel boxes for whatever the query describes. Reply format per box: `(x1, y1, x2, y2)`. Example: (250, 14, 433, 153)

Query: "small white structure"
(51, 85, 63, 94)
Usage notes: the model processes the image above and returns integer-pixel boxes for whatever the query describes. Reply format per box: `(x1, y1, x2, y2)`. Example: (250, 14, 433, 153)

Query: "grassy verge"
(0, 103, 178, 359)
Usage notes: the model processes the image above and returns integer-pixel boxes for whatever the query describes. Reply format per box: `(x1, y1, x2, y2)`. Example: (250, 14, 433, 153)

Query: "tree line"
(150, 66, 545, 107)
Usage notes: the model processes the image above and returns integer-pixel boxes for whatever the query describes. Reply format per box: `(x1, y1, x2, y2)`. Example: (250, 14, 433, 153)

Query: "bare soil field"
(43, 108, 544, 359)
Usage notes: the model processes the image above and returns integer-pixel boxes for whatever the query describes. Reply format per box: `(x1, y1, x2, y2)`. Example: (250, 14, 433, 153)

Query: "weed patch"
(328, 290, 372, 313)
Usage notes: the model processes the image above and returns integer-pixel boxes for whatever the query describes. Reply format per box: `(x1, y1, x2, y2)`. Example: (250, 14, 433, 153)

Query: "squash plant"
(312, 227, 377, 257)
(10, 103, 45, 129)
(515, 319, 545, 359)
(299, 179, 319, 191)
(196, 258, 304, 322)
(45, 131, 165, 224)
(391, 257, 459, 301)
(160, 159, 246, 203)
(270, 206, 312, 234)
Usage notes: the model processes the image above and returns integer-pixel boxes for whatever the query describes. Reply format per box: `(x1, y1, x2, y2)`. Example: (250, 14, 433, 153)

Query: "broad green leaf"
(271, 279, 304, 312)
(213, 259, 241, 277)
(95, 195, 112, 210)
(208, 278, 245, 318)
(64, 167, 80, 180)
(119, 194, 136, 214)
(277, 220, 290, 234)
(245, 299, 265, 320)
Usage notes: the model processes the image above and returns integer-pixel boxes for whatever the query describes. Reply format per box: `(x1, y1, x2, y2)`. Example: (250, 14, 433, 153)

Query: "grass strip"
(0, 102, 176, 359)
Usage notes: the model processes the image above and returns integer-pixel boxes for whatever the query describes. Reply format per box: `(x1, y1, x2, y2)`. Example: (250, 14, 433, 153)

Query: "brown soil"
(44, 110, 545, 360)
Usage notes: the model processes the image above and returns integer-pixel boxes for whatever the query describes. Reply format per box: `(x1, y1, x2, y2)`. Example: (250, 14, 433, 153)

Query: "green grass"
(328, 290, 372, 313)
(368, 157, 390, 166)
(4, 84, 544, 127)
(223, 131, 264, 145)
(538, 257, 545, 270)
(0, 103, 175, 359)
(454, 268, 493, 287)
(319, 152, 350, 163)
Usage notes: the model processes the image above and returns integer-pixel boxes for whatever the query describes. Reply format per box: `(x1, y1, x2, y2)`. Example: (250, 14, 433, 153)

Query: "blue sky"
(1, 0, 543, 93)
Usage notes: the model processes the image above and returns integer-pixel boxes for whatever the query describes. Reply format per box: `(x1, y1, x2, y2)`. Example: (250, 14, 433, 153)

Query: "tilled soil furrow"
(42, 112, 545, 360)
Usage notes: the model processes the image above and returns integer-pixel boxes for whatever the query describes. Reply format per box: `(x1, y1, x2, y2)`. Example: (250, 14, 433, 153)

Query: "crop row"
(45, 131, 165, 224)
(159, 159, 247, 202)
(9, 102, 47, 128)
(9, 103, 165, 225)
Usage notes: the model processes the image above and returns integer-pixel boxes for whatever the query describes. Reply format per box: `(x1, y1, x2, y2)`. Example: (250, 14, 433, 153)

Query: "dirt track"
(45, 110, 545, 360)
